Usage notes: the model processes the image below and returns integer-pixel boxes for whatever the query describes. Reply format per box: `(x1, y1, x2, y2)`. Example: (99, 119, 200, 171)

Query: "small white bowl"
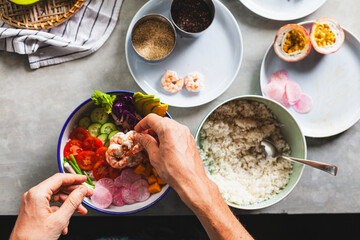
(194, 95, 307, 210)
(57, 90, 171, 215)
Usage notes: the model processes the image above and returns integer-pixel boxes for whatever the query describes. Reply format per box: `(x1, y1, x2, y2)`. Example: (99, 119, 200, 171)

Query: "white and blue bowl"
(57, 90, 171, 215)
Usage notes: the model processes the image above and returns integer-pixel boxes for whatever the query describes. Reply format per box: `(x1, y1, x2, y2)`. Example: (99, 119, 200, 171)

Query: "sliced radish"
(264, 81, 289, 107)
(114, 168, 141, 188)
(294, 93, 313, 113)
(112, 187, 125, 206)
(270, 70, 289, 83)
(96, 178, 115, 195)
(120, 187, 136, 204)
(130, 179, 150, 202)
(91, 186, 112, 209)
(285, 80, 302, 105)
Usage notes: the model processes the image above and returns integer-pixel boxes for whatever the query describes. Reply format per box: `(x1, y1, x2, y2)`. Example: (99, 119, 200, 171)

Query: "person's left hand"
(10, 173, 93, 240)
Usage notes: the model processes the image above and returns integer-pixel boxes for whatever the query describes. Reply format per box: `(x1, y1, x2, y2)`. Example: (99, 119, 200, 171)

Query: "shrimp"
(126, 152, 145, 167)
(106, 131, 144, 169)
(161, 70, 184, 93)
(184, 72, 205, 92)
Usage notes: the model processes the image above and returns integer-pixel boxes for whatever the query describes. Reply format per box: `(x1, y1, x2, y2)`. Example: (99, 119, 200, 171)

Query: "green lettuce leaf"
(91, 90, 116, 114)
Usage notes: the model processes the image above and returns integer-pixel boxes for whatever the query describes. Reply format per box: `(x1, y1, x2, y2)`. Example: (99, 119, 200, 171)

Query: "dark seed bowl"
(170, 0, 215, 38)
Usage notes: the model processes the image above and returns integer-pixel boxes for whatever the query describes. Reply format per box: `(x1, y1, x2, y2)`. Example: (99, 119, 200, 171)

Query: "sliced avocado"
(9, 0, 40, 5)
(151, 104, 168, 117)
(134, 95, 155, 114)
(142, 98, 160, 116)
(133, 92, 144, 101)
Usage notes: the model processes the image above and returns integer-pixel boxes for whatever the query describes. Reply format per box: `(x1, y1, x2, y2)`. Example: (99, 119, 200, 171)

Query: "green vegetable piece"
(134, 95, 155, 114)
(82, 170, 94, 186)
(9, 0, 40, 5)
(91, 90, 116, 114)
(70, 155, 82, 174)
(108, 130, 120, 140)
(133, 92, 144, 101)
(90, 108, 109, 124)
(104, 141, 110, 148)
(79, 117, 91, 129)
(97, 133, 108, 146)
(143, 98, 160, 116)
(88, 123, 102, 137)
(100, 122, 117, 135)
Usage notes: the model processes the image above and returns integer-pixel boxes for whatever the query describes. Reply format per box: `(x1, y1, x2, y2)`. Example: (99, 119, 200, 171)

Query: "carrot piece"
(134, 164, 145, 175)
(148, 182, 161, 194)
(152, 167, 158, 177)
(148, 175, 157, 185)
(156, 176, 166, 185)
(143, 163, 152, 177)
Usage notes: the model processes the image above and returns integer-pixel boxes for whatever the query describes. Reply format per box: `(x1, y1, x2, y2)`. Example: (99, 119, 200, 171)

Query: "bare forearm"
(176, 177, 253, 240)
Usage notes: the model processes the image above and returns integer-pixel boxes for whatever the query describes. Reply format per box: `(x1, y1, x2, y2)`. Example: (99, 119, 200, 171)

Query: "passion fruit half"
(273, 24, 311, 62)
(9, 0, 40, 5)
(310, 17, 345, 55)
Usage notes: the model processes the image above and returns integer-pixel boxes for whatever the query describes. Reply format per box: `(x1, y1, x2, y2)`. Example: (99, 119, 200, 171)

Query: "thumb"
(136, 133, 159, 159)
(54, 185, 88, 221)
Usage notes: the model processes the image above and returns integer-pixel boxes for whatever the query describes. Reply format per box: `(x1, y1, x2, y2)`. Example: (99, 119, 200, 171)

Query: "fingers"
(135, 133, 159, 159)
(135, 113, 164, 133)
(54, 185, 90, 220)
(52, 192, 88, 215)
(49, 206, 69, 235)
(39, 173, 87, 195)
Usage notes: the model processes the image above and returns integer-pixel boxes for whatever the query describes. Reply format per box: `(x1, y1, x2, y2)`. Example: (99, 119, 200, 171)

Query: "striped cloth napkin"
(0, 0, 123, 69)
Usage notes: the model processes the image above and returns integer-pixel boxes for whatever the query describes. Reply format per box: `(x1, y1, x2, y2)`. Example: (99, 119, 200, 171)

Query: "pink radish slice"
(96, 178, 116, 195)
(294, 93, 313, 113)
(91, 186, 112, 209)
(285, 80, 302, 105)
(120, 187, 136, 204)
(270, 70, 289, 83)
(112, 187, 125, 206)
(114, 168, 141, 188)
(264, 82, 289, 107)
(130, 179, 150, 202)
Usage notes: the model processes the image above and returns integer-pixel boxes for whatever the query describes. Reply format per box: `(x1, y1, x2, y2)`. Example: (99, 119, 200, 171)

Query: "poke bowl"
(57, 90, 171, 215)
(195, 95, 306, 210)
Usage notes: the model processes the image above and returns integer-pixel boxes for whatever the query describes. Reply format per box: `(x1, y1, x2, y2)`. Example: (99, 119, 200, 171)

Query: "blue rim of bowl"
(57, 90, 172, 215)
(194, 95, 307, 210)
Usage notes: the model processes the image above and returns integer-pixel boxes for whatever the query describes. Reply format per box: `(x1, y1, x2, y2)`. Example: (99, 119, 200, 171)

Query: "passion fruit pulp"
(310, 17, 345, 55)
(273, 24, 311, 62)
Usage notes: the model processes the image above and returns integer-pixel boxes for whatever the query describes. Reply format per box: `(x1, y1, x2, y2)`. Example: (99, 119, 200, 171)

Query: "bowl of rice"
(195, 95, 306, 210)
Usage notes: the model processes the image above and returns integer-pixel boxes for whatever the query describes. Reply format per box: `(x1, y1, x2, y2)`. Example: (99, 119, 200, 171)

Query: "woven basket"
(0, 0, 86, 30)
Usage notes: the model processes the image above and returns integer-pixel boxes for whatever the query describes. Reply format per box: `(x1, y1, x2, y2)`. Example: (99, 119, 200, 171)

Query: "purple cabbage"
(111, 95, 141, 130)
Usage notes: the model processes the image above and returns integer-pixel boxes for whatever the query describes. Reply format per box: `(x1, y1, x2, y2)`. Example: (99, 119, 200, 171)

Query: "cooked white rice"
(199, 100, 292, 205)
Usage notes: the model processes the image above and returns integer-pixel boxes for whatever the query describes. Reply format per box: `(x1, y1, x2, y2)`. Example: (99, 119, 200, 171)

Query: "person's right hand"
(134, 114, 211, 203)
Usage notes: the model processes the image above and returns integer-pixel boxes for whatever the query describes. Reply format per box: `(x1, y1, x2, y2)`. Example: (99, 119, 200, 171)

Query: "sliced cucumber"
(108, 130, 120, 140)
(104, 141, 110, 148)
(100, 123, 117, 134)
(88, 123, 101, 137)
(97, 134, 108, 146)
(90, 108, 109, 124)
(78, 117, 91, 129)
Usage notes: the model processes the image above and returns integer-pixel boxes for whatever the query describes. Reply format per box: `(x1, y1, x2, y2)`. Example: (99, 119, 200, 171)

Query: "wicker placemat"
(0, 0, 86, 30)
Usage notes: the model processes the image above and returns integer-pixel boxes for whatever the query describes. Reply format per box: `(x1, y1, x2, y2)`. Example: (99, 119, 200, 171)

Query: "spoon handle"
(281, 156, 338, 176)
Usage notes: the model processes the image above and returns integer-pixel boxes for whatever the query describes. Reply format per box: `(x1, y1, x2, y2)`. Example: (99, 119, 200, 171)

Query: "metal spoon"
(260, 139, 338, 176)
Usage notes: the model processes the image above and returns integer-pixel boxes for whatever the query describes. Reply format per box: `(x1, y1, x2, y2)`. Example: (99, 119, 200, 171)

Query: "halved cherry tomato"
(76, 151, 96, 171)
(83, 137, 103, 152)
(95, 147, 108, 162)
(93, 161, 111, 181)
(70, 127, 90, 142)
(64, 140, 83, 160)
(109, 167, 122, 179)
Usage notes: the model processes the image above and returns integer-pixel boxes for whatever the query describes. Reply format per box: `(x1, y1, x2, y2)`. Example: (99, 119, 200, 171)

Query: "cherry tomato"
(93, 161, 111, 181)
(95, 147, 108, 162)
(64, 140, 83, 160)
(76, 151, 96, 171)
(83, 137, 103, 152)
(70, 127, 90, 142)
(109, 167, 122, 179)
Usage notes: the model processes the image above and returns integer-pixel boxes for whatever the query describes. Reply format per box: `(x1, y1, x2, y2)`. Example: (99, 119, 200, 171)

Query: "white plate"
(260, 22, 360, 138)
(125, 0, 243, 108)
(240, 0, 326, 21)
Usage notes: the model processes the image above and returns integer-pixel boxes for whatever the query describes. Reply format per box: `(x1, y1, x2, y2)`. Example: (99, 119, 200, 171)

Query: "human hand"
(134, 114, 211, 203)
(10, 173, 93, 240)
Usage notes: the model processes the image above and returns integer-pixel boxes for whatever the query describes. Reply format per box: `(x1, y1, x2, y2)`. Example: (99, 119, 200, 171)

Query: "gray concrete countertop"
(1, 0, 359, 216)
